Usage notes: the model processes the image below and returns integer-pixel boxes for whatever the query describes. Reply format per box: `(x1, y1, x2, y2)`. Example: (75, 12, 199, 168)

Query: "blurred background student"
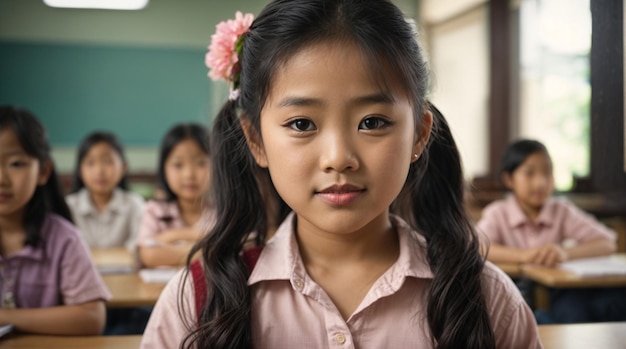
(137, 123, 213, 268)
(0, 105, 110, 335)
(478, 139, 624, 324)
(66, 131, 144, 250)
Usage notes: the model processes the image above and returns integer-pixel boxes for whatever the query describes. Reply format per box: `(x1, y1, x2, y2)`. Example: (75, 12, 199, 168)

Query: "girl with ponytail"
(142, 1, 542, 348)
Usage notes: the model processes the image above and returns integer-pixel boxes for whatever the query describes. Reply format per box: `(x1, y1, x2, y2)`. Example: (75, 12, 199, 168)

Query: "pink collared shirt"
(0, 214, 111, 309)
(477, 195, 616, 249)
(142, 213, 541, 349)
(136, 200, 186, 248)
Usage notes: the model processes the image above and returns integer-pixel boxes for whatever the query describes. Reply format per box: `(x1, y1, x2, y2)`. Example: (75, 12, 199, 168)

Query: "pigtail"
(397, 103, 495, 348)
(182, 101, 263, 349)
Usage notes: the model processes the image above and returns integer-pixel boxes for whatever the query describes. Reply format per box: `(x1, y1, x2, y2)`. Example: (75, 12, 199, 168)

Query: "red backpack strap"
(190, 259, 207, 325)
(190, 246, 264, 324)
(243, 245, 264, 272)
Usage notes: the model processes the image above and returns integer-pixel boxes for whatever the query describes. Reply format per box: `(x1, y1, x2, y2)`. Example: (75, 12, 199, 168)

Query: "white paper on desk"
(0, 324, 13, 338)
(139, 268, 179, 283)
(558, 256, 626, 277)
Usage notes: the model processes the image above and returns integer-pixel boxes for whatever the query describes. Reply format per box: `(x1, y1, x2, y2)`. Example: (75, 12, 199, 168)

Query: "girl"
(137, 123, 213, 268)
(0, 105, 110, 335)
(478, 139, 622, 323)
(66, 131, 145, 250)
(142, 1, 542, 348)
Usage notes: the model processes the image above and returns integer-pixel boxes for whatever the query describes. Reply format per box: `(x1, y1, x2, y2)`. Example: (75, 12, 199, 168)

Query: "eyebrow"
(277, 92, 396, 108)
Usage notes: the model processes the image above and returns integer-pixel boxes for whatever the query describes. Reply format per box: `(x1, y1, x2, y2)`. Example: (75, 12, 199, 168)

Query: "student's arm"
(153, 226, 202, 245)
(564, 237, 616, 260)
(486, 243, 539, 264)
(0, 300, 105, 335)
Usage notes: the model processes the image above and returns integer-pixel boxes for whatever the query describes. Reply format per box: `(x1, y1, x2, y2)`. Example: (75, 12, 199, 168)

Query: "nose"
(319, 132, 359, 173)
(0, 166, 8, 186)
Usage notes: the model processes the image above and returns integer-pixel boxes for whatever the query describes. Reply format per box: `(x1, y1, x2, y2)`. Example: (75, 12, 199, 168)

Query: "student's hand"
(531, 244, 568, 267)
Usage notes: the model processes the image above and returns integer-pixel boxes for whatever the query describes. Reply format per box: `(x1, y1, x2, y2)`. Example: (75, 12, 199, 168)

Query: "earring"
(413, 153, 418, 159)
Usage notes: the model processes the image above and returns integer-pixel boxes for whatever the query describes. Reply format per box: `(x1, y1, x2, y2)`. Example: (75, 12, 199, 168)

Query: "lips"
(0, 193, 12, 202)
(316, 184, 365, 206)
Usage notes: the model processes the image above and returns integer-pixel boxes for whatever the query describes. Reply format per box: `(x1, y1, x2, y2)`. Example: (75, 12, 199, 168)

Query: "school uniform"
(66, 188, 145, 250)
(0, 214, 111, 309)
(477, 194, 616, 248)
(136, 200, 186, 248)
(477, 194, 624, 324)
(141, 213, 542, 349)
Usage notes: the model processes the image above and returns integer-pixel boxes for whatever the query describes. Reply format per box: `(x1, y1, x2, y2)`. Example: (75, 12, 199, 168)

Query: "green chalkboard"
(0, 40, 217, 146)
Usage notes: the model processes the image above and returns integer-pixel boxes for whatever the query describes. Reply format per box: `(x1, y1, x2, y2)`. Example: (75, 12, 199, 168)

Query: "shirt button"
(293, 279, 304, 290)
(335, 333, 346, 344)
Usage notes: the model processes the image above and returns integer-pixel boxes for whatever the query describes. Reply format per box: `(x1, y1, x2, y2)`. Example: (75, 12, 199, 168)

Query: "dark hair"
(71, 131, 129, 192)
(185, 1, 494, 348)
(500, 139, 550, 176)
(157, 123, 211, 202)
(0, 105, 73, 246)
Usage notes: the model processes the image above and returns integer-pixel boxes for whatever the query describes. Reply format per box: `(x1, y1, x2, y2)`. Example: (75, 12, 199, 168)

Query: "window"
(518, 0, 591, 190)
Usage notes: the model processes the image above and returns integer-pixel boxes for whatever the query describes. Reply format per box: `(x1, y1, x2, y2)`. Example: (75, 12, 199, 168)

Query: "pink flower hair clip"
(205, 11, 254, 101)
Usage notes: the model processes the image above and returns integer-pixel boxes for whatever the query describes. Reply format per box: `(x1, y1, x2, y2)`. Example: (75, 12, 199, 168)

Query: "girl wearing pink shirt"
(0, 106, 110, 335)
(141, 1, 542, 348)
(478, 139, 623, 323)
(137, 123, 213, 268)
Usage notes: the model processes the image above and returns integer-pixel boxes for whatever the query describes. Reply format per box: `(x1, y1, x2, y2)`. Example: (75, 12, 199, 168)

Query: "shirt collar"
(504, 194, 554, 228)
(75, 188, 125, 215)
(248, 212, 433, 286)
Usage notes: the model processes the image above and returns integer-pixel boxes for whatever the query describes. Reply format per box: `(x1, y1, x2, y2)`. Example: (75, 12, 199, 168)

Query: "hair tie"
(205, 11, 254, 101)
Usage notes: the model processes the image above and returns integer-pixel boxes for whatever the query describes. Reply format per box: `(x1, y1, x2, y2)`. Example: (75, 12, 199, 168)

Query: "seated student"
(478, 139, 624, 323)
(0, 106, 110, 335)
(137, 123, 213, 268)
(66, 131, 144, 250)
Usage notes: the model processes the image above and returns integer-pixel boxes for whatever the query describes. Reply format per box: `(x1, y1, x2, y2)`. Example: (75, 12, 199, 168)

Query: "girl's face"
(80, 141, 126, 196)
(164, 138, 211, 202)
(503, 151, 554, 210)
(0, 128, 49, 219)
(246, 41, 430, 236)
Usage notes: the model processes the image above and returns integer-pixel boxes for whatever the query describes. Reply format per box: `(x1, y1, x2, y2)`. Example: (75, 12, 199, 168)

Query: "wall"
(0, 0, 417, 173)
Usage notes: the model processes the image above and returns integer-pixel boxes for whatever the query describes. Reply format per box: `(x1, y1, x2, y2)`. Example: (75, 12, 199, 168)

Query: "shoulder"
(39, 213, 85, 251)
(144, 200, 173, 216)
(481, 262, 542, 347)
(41, 213, 81, 239)
(118, 190, 145, 208)
(481, 198, 510, 216)
(142, 267, 197, 348)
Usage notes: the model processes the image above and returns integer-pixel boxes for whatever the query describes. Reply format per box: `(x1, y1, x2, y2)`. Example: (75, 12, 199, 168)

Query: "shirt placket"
(0, 261, 16, 308)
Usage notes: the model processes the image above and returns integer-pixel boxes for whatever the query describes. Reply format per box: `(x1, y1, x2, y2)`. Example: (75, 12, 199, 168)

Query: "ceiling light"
(43, 0, 148, 10)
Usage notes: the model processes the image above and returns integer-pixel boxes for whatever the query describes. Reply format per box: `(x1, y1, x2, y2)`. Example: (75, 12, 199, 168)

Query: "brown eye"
(359, 116, 389, 130)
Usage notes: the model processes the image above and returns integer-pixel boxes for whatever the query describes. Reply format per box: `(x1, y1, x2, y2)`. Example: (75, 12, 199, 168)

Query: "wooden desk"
(91, 248, 136, 273)
(522, 254, 626, 309)
(90, 248, 166, 307)
(538, 322, 626, 349)
(494, 262, 522, 278)
(3, 323, 625, 349)
(103, 273, 165, 308)
(0, 335, 142, 349)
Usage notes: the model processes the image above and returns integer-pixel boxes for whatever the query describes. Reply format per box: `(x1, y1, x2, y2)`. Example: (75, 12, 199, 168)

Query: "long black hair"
(184, 1, 494, 348)
(156, 123, 211, 202)
(0, 105, 73, 246)
(71, 131, 130, 192)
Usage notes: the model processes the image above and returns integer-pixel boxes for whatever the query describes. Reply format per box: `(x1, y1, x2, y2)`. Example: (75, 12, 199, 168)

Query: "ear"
(411, 109, 433, 163)
(501, 172, 513, 189)
(240, 119, 268, 168)
(38, 160, 53, 186)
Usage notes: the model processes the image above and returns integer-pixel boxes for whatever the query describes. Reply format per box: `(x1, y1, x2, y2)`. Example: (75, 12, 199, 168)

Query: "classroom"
(0, 0, 625, 348)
